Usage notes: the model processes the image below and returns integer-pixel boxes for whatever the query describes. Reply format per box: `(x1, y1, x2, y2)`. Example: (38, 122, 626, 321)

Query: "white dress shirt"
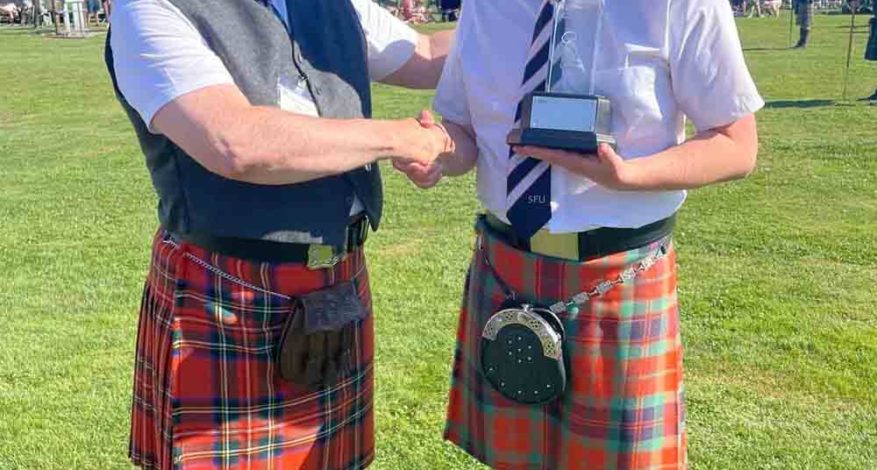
(434, 0, 765, 233)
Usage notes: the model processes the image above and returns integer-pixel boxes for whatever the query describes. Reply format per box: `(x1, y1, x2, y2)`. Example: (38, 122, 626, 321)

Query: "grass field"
(1, 12, 876, 469)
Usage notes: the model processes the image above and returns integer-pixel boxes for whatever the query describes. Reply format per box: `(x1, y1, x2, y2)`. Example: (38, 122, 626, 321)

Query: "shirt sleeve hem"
(691, 93, 765, 133)
(368, 27, 419, 82)
(433, 102, 472, 127)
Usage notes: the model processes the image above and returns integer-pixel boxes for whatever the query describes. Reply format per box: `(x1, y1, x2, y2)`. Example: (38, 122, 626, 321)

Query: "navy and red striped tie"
(506, 0, 557, 239)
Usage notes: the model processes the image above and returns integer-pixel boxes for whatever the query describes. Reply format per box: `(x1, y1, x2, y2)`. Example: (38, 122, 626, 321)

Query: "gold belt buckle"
(307, 244, 344, 270)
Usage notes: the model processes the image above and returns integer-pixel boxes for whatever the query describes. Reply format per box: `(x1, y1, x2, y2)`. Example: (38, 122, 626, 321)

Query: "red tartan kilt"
(445, 218, 687, 469)
(131, 229, 375, 470)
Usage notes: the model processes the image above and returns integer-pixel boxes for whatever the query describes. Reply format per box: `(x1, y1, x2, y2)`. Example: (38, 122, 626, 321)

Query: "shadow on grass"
(743, 46, 796, 52)
(0, 26, 41, 35)
(0, 26, 107, 36)
(0, 26, 59, 38)
(764, 99, 836, 109)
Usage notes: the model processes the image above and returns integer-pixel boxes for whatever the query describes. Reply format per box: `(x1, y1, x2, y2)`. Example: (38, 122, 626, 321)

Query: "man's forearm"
(514, 114, 759, 192)
(216, 107, 430, 185)
(153, 85, 446, 186)
(624, 116, 759, 191)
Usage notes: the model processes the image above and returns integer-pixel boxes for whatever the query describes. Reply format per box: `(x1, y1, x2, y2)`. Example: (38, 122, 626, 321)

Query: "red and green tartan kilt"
(445, 218, 686, 469)
(131, 229, 375, 470)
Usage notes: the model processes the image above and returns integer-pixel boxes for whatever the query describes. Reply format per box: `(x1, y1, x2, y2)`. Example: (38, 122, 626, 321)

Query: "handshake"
(392, 109, 456, 189)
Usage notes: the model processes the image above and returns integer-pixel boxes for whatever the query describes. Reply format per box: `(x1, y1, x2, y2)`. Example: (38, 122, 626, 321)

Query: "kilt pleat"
(445, 218, 686, 469)
(130, 230, 375, 470)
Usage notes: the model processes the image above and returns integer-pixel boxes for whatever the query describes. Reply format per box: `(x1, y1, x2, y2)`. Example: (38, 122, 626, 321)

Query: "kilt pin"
(130, 230, 375, 470)
(445, 219, 687, 469)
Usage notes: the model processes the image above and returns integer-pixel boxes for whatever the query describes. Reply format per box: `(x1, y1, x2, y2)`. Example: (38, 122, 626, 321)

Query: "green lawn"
(1, 12, 876, 469)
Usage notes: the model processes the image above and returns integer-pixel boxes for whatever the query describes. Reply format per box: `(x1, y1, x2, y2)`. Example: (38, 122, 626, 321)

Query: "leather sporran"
(480, 304, 568, 405)
(277, 281, 368, 387)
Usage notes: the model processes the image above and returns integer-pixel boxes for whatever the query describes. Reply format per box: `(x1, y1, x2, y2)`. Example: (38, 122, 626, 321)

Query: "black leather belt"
(168, 216, 369, 266)
(484, 213, 675, 261)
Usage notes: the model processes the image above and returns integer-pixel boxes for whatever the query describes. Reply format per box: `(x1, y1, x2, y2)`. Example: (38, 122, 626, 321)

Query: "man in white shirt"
(397, 0, 763, 467)
(109, 0, 454, 468)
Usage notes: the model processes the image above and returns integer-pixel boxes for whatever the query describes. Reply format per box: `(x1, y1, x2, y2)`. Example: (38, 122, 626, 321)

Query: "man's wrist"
(386, 118, 423, 161)
(618, 158, 649, 191)
(432, 122, 455, 155)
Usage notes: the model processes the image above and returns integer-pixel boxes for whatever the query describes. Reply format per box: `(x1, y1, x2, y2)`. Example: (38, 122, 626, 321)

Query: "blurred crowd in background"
(732, 0, 873, 17)
(1, 0, 109, 26)
(4, 0, 875, 29)
(0, 0, 461, 27)
(382, 0, 461, 24)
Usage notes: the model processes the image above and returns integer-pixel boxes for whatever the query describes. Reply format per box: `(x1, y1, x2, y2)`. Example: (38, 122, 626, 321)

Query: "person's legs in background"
(439, 0, 459, 22)
(100, 0, 110, 23)
(85, 0, 99, 25)
(794, 0, 812, 48)
(747, 0, 763, 17)
(865, 13, 877, 101)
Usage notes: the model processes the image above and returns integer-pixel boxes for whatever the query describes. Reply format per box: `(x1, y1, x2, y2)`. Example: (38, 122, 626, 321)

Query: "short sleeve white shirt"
(110, 0, 418, 128)
(434, 0, 765, 232)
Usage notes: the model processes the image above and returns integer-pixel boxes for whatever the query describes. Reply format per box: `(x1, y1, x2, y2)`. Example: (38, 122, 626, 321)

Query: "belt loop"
(328, 260, 337, 285)
(343, 223, 352, 254)
(360, 216, 369, 244)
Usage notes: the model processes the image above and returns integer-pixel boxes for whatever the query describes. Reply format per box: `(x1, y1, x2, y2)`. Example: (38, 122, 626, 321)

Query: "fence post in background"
(33, 0, 41, 28)
(842, 3, 857, 101)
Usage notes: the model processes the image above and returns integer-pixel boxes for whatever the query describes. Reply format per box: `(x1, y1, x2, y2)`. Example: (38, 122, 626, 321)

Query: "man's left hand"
(392, 159, 443, 188)
(513, 143, 638, 191)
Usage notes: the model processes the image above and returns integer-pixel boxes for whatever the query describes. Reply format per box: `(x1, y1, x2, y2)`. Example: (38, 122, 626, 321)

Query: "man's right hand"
(395, 110, 481, 189)
(151, 84, 456, 186)
(401, 109, 454, 165)
(393, 110, 451, 188)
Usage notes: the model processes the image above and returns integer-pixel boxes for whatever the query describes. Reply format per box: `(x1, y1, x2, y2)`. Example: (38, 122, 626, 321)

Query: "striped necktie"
(506, 0, 557, 240)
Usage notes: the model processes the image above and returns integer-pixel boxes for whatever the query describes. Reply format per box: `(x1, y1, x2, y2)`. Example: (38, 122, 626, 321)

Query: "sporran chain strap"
(478, 235, 670, 316)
